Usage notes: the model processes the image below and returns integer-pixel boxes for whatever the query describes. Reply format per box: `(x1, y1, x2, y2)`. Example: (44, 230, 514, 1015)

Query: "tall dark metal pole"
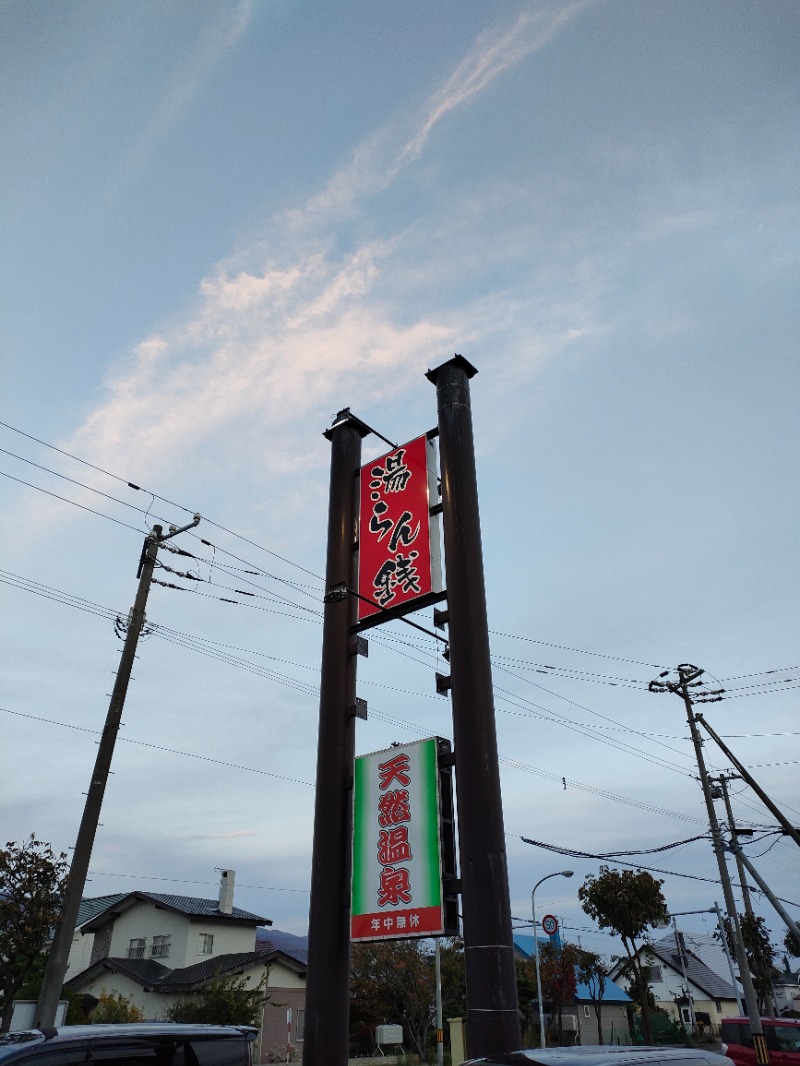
(35, 525, 164, 1028)
(426, 356, 521, 1059)
(303, 411, 366, 1066)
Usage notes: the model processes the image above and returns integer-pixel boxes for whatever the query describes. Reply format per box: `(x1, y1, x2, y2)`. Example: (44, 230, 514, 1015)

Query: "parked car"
(721, 1016, 800, 1066)
(0, 1024, 257, 1066)
(463, 1048, 736, 1066)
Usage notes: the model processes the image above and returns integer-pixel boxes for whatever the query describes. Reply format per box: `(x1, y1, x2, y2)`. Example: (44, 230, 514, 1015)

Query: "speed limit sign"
(542, 914, 558, 935)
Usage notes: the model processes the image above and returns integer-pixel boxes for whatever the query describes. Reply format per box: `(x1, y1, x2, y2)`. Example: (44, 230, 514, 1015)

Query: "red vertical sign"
(358, 435, 438, 622)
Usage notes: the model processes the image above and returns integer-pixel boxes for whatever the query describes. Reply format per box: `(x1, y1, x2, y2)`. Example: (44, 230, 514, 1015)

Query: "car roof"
(722, 1017, 800, 1026)
(0, 1024, 256, 1059)
(464, 1048, 735, 1066)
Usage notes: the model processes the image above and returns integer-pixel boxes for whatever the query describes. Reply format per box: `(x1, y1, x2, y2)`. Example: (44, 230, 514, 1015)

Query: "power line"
(84, 870, 310, 894)
(0, 706, 314, 787)
(488, 628, 665, 670)
(0, 419, 324, 583)
(3, 567, 789, 821)
(2, 419, 796, 697)
(0, 470, 144, 533)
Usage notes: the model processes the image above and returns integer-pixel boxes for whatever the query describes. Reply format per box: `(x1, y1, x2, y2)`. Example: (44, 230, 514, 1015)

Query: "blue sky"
(1, 0, 798, 960)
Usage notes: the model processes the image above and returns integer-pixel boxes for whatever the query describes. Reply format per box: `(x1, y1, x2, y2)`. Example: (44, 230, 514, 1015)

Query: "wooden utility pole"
(649, 665, 769, 1064)
(35, 516, 199, 1028)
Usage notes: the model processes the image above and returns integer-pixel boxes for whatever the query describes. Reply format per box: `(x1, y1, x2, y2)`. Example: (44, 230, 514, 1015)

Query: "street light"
(532, 870, 574, 1049)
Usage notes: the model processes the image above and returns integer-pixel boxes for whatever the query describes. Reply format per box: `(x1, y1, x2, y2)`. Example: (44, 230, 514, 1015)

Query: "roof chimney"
(218, 869, 235, 915)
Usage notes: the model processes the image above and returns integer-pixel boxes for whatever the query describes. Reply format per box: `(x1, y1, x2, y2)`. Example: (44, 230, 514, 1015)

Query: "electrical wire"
(3, 419, 797, 698)
(0, 706, 314, 787)
(3, 567, 790, 829)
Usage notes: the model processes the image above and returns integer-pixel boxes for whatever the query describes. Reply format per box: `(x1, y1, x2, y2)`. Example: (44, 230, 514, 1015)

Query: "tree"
(0, 835, 69, 1032)
(438, 937, 467, 1022)
(349, 939, 435, 1060)
(784, 929, 800, 958)
(516, 957, 538, 1044)
(539, 941, 579, 1045)
(576, 949, 610, 1045)
(723, 913, 776, 1014)
(160, 971, 266, 1026)
(578, 866, 668, 1044)
(91, 991, 144, 1023)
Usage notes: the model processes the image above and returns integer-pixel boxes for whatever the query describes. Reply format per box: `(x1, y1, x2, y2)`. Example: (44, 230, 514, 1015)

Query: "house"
(64, 894, 128, 980)
(65, 872, 307, 1062)
(609, 931, 740, 1033)
(514, 934, 633, 1045)
(773, 958, 800, 1016)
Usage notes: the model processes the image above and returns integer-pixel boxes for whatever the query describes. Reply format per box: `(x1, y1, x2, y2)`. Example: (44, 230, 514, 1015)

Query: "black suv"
(0, 1025, 257, 1066)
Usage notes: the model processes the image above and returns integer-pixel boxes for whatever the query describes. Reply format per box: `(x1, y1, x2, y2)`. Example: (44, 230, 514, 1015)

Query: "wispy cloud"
(293, 2, 590, 226)
(62, 7, 590, 489)
(107, 0, 252, 202)
(397, 2, 590, 168)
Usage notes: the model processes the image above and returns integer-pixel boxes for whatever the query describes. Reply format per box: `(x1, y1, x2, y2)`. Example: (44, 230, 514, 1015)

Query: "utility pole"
(714, 901, 744, 1015)
(714, 775, 755, 918)
(713, 775, 800, 1010)
(672, 920, 696, 1034)
(697, 714, 800, 851)
(649, 665, 768, 1064)
(727, 839, 800, 948)
(35, 515, 200, 1028)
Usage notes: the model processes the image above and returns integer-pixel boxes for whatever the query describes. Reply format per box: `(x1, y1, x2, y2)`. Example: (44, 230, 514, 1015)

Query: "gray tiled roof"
(71, 950, 297, 994)
(155, 951, 277, 992)
(143, 893, 267, 922)
(82, 891, 268, 928)
(77, 894, 128, 927)
(72, 957, 172, 987)
(652, 932, 739, 1000)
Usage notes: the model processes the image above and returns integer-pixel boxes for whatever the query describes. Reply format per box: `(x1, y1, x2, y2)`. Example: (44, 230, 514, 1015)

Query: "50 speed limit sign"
(541, 914, 558, 935)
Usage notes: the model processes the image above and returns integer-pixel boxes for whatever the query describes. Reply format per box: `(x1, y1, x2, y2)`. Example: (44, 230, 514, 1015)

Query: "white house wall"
(65, 928, 95, 981)
(648, 968, 737, 1028)
(105, 901, 256, 966)
(72, 962, 274, 1024)
(266, 959, 304, 990)
(75, 971, 153, 1019)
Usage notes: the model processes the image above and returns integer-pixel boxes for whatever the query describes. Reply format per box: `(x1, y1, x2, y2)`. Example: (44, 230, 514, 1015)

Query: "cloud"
(57, 7, 591, 492)
(292, 2, 591, 226)
(107, 0, 252, 202)
(187, 830, 258, 841)
(397, 2, 590, 169)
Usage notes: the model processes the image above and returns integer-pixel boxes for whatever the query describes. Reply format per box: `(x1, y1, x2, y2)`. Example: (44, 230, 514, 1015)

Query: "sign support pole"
(426, 356, 521, 1059)
(303, 410, 367, 1066)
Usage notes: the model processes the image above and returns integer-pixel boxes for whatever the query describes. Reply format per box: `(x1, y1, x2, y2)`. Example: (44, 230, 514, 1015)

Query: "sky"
(1, 0, 798, 967)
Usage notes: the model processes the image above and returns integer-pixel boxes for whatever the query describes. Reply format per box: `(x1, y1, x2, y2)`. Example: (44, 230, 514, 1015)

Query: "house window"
(296, 1010, 304, 1042)
(198, 933, 214, 956)
(715, 1000, 722, 1012)
(151, 935, 171, 958)
(583, 1006, 591, 1018)
(648, 965, 663, 982)
(127, 938, 145, 959)
(680, 1006, 692, 1024)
